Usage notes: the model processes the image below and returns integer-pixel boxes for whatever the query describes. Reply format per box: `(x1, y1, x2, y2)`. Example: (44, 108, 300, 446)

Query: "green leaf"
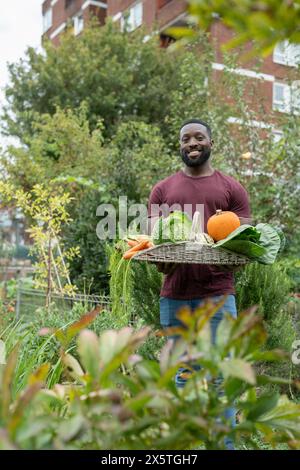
(136, 361, 161, 381)
(213, 224, 258, 245)
(166, 27, 197, 39)
(251, 349, 288, 362)
(77, 329, 100, 379)
(224, 377, 248, 401)
(255, 396, 300, 434)
(219, 358, 256, 385)
(28, 363, 50, 385)
(256, 375, 292, 386)
(2, 344, 20, 420)
(9, 382, 45, 437)
(58, 414, 86, 442)
(62, 353, 85, 381)
(65, 306, 102, 344)
(247, 393, 280, 421)
(255, 223, 281, 264)
(220, 239, 266, 259)
(126, 392, 154, 412)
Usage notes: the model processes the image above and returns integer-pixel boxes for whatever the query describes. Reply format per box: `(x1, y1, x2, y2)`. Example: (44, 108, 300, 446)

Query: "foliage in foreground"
(0, 301, 299, 450)
(170, 0, 300, 58)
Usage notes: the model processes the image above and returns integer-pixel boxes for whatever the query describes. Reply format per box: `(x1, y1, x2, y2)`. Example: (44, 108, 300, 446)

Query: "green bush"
(236, 262, 299, 396)
(0, 297, 164, 398)
(1, 302, 300, 450)
(277, 256, 300, 293)
(235, 262, 291, 321)
(107, 241, 162, 328)
(63, 188, 110, 295)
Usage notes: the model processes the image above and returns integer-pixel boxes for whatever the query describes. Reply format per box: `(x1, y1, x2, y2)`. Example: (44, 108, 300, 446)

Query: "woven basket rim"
(132, 240, 251, 264)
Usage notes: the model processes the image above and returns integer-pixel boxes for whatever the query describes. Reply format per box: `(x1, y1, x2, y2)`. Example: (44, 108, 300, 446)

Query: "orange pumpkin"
(207, 209, 240, 241)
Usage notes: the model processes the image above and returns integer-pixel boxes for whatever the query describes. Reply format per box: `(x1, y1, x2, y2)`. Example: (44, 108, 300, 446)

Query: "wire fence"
(15, 282, 111, 319)
(0, 266, 110, 318)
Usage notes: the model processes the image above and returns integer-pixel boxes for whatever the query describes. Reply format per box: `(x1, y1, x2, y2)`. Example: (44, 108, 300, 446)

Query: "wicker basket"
(133, 211, 251, 265)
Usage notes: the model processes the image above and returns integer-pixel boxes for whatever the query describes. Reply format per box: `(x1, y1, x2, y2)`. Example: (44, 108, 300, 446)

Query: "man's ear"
(210, 139, 214, 148)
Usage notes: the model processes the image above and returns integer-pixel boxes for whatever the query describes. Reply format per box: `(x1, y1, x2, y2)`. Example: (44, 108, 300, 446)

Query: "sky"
(0, 0, 43, 147)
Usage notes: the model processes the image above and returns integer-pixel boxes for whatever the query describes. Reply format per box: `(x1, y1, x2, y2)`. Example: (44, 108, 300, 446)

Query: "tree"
(169, 0, 300, 57)
(1, 19, 183, 143)
(1, 104, 105, 191)
(0, 181, 79, 301)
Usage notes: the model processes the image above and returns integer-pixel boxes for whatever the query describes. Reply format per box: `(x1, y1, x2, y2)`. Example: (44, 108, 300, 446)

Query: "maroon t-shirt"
(147, 169, 251, 300)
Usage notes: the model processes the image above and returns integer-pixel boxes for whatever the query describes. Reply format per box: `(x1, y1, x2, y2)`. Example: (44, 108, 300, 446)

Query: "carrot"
(127, 239, 139, 247)
(125, 235, 150, 247)
(136, 235, 151, 241)
(122, 240, 151, 259)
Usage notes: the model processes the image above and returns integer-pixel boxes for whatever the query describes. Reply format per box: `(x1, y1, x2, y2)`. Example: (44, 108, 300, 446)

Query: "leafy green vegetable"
(152, 211, 192, 245)
(216, 225, 261, 244)
(255, 224, 281, 265)
(214, 223, 281, 264)
(220, 240, 266, 260)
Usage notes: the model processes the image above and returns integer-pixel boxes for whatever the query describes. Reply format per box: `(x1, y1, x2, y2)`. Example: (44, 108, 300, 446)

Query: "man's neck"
(182, 162, 214, 177)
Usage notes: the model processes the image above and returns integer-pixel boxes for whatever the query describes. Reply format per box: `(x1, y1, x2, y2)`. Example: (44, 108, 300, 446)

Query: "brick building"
(42, 0, 300, 135)
(42, 0, 107, 46)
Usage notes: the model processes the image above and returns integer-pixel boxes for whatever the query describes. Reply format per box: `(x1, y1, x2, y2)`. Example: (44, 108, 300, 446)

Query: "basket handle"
(189, 211, 203, 241)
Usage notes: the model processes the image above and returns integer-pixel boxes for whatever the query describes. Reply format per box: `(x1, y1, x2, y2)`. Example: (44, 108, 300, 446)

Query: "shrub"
(0, 302, 300, 450)
(235, 262, 291, 321)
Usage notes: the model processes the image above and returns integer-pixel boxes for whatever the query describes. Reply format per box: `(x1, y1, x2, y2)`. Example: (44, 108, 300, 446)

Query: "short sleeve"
(229, 181, 251, 218)
(147, 184, 163, 219)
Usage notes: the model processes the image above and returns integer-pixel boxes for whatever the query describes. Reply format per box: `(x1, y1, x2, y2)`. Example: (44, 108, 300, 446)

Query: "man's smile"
(188, 150, 202, 158)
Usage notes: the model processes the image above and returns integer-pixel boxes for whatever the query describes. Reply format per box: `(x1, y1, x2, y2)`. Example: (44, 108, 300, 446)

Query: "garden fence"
(15, 282, 111, 319)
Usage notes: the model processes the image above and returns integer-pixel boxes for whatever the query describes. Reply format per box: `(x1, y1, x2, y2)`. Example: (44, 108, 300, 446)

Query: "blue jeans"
(160, 294, 237, 450)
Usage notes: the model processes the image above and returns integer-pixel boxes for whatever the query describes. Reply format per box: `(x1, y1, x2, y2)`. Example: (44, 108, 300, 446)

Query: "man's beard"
(180, 147, 211, 167)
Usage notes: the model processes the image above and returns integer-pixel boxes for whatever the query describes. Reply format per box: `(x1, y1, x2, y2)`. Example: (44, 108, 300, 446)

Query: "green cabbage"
(152, 211, 192, 245)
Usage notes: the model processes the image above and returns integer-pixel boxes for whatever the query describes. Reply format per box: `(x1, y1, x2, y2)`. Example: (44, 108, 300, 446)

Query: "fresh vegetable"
(207, 209, 241, 241)
(189, 211, 214, 244)
(127, 239, 139, 248)
(122, 240, 152, 259)
(125, 234, 151, 245)
(195, 233, 214, 244)
(152, 211, 193, 245)
(213, 223, 281, 264)
(255, 223, 282, 264)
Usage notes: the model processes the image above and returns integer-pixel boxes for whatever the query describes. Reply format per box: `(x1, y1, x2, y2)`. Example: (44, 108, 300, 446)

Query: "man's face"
(180, 123, 213, 167)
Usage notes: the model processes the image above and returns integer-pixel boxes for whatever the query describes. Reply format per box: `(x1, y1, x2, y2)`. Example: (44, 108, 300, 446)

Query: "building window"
(121, 2, 143, 32)
(43, 8, 53, 33)
(65, 0, 76, 8)
(273, 41, 300, 67)
(291, 81, 300, 113)
(273, 81, 300, 114)
(74, 15, 84, 35)
(273, 82, 290, 113)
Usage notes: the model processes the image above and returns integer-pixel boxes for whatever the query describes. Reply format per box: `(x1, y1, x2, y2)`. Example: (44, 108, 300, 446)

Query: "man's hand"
(151, 262, 178, 275)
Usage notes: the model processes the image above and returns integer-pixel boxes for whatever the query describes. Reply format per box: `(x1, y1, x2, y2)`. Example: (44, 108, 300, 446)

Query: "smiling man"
(147, 118, 252, 449)
(148, 118, 252, 294)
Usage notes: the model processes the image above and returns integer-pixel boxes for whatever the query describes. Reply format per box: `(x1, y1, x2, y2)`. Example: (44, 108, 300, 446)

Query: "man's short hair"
(180, 118, 212, 139)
